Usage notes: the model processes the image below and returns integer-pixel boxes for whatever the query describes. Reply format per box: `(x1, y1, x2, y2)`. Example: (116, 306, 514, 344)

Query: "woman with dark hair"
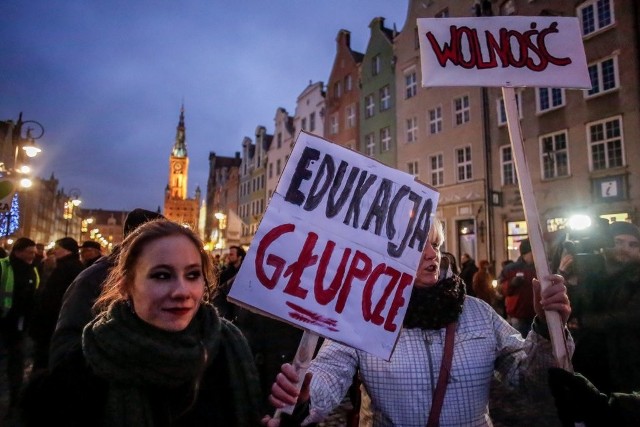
(22, 219, 261, 426)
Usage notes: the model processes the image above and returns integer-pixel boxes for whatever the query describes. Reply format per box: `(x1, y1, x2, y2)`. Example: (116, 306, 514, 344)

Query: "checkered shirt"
(306, 297, 573, 427)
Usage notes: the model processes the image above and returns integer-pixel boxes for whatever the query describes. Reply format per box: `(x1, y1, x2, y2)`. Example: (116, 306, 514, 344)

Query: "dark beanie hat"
(12, 237, 36, 252)
(519, 238, 532, 255)
(56, 237, 79, 254)
(80, 240, 102, 250)
(124, 208, 165, 236)
(609, 221, 640, 241)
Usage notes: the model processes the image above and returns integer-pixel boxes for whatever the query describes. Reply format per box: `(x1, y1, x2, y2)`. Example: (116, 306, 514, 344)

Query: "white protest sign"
(229, 131, 439, 360)
(418, 16, 591, 88)
(0, 178, 18, 214)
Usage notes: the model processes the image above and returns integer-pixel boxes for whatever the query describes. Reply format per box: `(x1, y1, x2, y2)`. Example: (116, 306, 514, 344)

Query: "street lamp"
(0, 113, 44, 245)
(63, 188, 82, 237)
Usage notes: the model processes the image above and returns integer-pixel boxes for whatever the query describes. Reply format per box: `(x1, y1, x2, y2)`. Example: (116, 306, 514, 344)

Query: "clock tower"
(164, 104, 201, 230)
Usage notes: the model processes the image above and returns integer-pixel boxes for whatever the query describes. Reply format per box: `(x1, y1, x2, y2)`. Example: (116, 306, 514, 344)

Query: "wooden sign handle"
(274, 330, 320, 418)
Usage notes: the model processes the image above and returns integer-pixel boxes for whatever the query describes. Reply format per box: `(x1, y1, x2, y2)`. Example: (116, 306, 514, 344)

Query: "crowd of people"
(0, 212, 638, 426)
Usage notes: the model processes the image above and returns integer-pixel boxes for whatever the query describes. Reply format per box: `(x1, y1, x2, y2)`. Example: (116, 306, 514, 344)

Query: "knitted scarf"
(403, 275, 466, 330)
(82, 301, 260, 426)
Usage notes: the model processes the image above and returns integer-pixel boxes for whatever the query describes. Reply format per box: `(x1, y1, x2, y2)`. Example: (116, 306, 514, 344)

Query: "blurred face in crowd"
(14, 245, 37, 265)
(80, 247, 101, 264)
(415, 221, 444, 288)
(53, 245, 71, 259)
(613, 234, 640, 263)
(128, 234, 205, 331)
(227, 247, 242, 267)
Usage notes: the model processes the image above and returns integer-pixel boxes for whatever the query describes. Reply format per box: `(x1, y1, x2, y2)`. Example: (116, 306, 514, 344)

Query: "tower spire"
(172, 103, 187, 157)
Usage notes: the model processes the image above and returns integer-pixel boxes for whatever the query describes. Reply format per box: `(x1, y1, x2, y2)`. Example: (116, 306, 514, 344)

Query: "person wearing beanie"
(0, 238, 39, 418)
(498, 238, 537, 337)
(123, 208, 165, 236)
(79, 241, 102, 268)
(29, 237, 84, 372)
(48, 209, 165, 370)
(571, 221, 640, 396)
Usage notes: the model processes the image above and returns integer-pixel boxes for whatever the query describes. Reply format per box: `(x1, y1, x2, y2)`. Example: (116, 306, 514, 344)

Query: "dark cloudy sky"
(0, 1, 407, 212)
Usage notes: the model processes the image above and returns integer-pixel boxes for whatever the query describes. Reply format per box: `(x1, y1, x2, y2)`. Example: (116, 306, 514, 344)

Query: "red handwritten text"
(255, 223, 414, 332)
(425, 22, 571, 71)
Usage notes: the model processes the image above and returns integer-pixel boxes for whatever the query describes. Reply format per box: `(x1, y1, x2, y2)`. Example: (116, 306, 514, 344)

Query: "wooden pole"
(274, 330, 320, 418)
(502, 86, 572, 371)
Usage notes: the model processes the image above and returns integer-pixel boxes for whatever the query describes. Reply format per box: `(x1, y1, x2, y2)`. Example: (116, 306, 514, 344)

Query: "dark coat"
(49, 253, 115, 369)
(460, 258, 478, 296)
(235, 308, 303, 412)
(572, 254, 640, 394)
(21, 346, 252, 427)
(29, 253, 84, 346)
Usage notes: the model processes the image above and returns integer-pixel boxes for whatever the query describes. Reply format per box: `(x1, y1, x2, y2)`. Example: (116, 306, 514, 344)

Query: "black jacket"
(22, 346, 254, 427)
(48, 253, 115, 369)
(29, 253, 84, 346)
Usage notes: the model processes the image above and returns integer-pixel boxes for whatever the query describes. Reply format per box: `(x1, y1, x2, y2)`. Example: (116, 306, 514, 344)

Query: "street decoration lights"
(214, 211, 227, 249)
(63, 188, 82, 237)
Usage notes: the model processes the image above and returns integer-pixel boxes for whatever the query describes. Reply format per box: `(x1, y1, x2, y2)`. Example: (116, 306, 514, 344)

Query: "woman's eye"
(186, 270, 202, 280)
(150, 271, 171, 280)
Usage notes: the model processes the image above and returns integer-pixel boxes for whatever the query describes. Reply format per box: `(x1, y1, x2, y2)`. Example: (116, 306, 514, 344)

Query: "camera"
(563, 218, 613, 256)
(562, 218, 612, 282)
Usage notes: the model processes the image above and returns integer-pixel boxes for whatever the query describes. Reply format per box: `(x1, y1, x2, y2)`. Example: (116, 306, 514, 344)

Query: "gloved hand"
(548, 367, 610, 426)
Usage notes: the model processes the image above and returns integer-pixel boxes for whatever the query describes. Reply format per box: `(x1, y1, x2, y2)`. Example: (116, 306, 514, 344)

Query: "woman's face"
(129, 234, 205, 331)
(415, 239, 441, 288)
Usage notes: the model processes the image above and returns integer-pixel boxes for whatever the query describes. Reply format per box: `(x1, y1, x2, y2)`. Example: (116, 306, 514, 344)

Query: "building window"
(540, 131, 569, 180)
(365, 133, 375, 157)
(429, 106, 443, 134)
(586, 56, 618, 97)
(276, 159, 282, 175)
(430, 153, 444, 187)
(346, 104, 356, 129)
(268, 162, 273, 179)
(454, 95, 470, 125)
(506, 221, 528, 262)
(301, 118, 307, 131)
(588, 116, 624, 171)
(277, 132, 282, 148)
(456, 146, 472, 182)
(365, 94, 375, 118)
(380, 127, 391, 152)
(372, 54, 381, 76)
(309, 112, 316, 132)
(501, 145, 517, 185)
(406, 117, 418, 143)
(345, 74, 352, 92)
(330, 113, 339, 135)
(537, 88, 565, 113)
(578, 0, 614, 37)
(333, 81, 342, 98)
(497, 91, 522, 125)
(379, 85, 390, 111)
(407, 160, 419, 178)
(405, 71, 417, 99)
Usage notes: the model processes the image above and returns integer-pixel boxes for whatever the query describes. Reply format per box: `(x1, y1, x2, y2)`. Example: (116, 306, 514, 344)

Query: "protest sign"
(229, 131, 439, 360)
(418, 16, 591, 89)
(418, 16, 589, 371)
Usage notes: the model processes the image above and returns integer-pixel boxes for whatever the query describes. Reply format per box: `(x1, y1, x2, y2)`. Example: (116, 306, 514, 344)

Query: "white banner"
(418, 16, 591, 88)
(229, 132, 440, 360)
